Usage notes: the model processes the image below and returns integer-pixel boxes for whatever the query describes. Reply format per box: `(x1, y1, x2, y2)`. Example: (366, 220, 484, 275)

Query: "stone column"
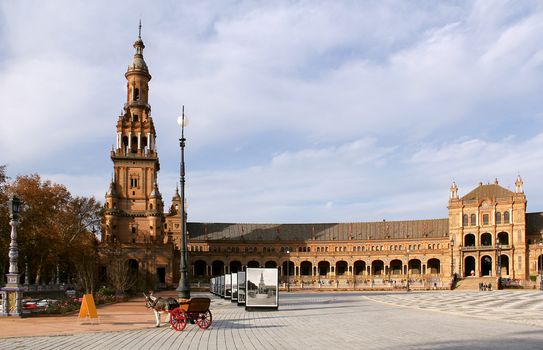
(1, 197, 23, 317)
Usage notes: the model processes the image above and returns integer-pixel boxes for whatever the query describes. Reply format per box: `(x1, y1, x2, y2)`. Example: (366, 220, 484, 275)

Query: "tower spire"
(138, 19, 142, 40)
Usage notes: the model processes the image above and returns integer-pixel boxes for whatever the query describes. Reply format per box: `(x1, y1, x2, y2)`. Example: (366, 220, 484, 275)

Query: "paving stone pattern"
(365, 290, 543, 328)
(2, 291, 543, 349)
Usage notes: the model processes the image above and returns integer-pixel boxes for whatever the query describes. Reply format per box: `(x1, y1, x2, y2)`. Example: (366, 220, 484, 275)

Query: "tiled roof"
(461, 183, 514, 201)
(187, 218, 449, 242)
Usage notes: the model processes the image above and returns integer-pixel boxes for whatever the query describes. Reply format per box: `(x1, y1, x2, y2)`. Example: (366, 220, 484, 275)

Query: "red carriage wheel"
(169, 309, 187, 331)
(195, 310, 212, 329)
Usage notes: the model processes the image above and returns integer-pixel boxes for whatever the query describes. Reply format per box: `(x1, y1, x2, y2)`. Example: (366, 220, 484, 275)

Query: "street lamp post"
(496, 238, 502, 290)
(1, 195, 23, 317)
(538, 240, 543, 291)
(450, 238, 455, 279)
(406, 248, 410, 292)
(286, 250, 290, 292)
(176, 107, 190, 299)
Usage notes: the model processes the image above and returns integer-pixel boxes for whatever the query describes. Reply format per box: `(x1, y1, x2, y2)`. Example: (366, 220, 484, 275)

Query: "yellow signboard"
(78, 293, 98, 319)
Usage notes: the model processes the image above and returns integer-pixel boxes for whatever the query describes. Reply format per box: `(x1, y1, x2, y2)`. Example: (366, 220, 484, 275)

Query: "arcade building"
(99, 30, 543, 290)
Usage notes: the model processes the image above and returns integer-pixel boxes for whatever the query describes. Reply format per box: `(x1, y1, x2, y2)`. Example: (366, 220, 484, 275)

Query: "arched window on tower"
(134, 88, 140, 101)
(131, 136, 138, 153)
(470, 214, 476, 226)
(504, 211, 510, 224)
(122, 136, 129, 151)
(462, 214, 468, 226)
(495, 212, 502, 224)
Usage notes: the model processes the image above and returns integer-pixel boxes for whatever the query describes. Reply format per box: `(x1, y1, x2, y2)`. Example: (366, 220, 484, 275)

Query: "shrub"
(97, 286, 116, 297)
(44, 298, 81, 314)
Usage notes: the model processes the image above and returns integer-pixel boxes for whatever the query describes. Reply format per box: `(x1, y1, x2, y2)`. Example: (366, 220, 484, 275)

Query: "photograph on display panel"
(220, 275, 225, 297)
(237, 272, 246, 305)
(225, 274, 232, 299)
(231, 273, 238, 301)
(246, 268, 278, 308)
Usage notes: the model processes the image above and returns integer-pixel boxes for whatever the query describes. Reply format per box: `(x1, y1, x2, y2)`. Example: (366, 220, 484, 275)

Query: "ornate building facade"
(100, 32, 543, 290)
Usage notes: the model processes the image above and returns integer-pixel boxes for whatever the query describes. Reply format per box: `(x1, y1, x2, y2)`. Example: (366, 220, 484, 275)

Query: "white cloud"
(171, 132, 543, 223)
(42, 173, 109, 201)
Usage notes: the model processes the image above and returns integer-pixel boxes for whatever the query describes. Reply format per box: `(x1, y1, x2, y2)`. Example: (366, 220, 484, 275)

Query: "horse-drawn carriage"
(169, 298, 212, 331)
(144, 293, 212, 331)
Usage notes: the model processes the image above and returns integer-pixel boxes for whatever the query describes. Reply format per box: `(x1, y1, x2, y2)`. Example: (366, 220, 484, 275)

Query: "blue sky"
(1, 0, 543, 223)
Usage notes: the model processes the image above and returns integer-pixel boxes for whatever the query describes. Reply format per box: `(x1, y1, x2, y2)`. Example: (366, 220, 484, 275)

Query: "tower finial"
(515, 173, 523, 193)
(138, 19, 142, 40)
(450, 180, 458, 199)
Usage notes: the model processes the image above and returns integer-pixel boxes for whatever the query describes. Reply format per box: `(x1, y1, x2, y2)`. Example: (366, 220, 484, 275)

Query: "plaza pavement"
(1, 290, 543, 349)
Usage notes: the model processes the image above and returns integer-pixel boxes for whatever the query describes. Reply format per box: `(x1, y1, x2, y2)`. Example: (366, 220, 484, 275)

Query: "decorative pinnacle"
(138, 19, 142, 39)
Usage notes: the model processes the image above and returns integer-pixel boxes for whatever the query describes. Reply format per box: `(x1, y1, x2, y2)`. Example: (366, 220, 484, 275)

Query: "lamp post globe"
(176, 107, 190, 299)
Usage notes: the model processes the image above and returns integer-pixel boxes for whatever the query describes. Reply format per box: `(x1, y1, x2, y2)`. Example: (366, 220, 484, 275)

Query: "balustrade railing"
(461, 244, 511, 251)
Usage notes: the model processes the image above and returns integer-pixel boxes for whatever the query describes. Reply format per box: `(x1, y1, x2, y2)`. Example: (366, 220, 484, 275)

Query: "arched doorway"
(247, 260, 260, 268)
(372, 260, 384, 276)
(230, 260, 242, 273)
(427, 258, 440, 274)
(481, 233, 492, 247)
(481, 255, 492, 276)
(211, 260, 224, 276)
(464, 233, 475, 247)
(318, 261, 330, 276)
(300, 261, 312, 276)
(264, 261, 277, 268)
(390, 259, 402, 275)
(128, 259, 139, 276)
(336, 261, 348, 276)
(353, 260, 366, 275)
(282, 261, 294, 277)
(194, 260, 206, 277)
(499, 255, 509, 276)
(464, 256, 475, 277)
(408, 259, 421, 275)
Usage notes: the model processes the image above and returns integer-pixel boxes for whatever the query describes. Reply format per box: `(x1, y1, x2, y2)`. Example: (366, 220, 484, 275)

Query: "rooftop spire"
(127, 20, 149, 73)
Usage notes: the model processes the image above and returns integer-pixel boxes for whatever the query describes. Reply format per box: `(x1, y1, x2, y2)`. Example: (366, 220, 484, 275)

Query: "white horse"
(143, 292, 180, 327)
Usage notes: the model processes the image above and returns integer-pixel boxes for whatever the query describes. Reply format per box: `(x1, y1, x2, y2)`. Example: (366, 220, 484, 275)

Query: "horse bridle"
(145, 295, 158, 309)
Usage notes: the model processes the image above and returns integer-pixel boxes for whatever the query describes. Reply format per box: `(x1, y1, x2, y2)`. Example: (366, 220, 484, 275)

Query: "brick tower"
(103, 24, 165, 245)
